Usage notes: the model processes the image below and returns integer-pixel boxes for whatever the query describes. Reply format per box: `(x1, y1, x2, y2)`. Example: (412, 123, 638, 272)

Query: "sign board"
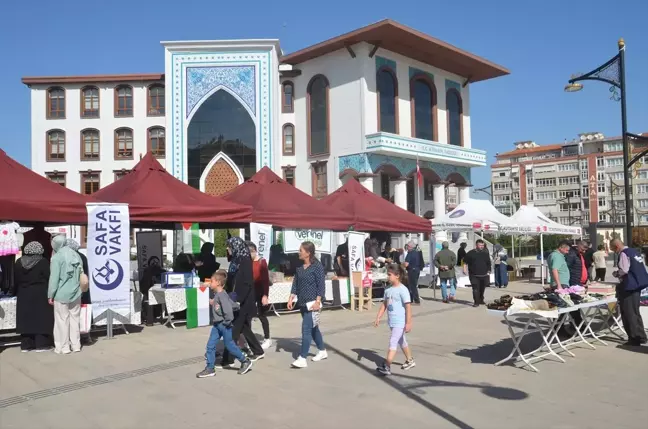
(250, 223, 272, 261)
(87, 204, 131, 317)
(347, 231, 366, 274)
(136, 231, 163, 280)
(283, 229, 333, 254)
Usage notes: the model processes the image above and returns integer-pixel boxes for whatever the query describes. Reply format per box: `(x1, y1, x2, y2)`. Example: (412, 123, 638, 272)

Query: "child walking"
(197, 270, 253, 378)
(374, 264, 415, 376)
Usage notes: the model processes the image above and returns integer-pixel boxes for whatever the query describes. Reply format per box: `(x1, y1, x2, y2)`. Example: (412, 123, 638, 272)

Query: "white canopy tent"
(509, 205, 582, 285)
(431, 199, 520, 233)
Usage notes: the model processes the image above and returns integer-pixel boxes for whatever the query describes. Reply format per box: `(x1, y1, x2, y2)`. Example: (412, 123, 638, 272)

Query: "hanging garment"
(0, 222, 20, 256)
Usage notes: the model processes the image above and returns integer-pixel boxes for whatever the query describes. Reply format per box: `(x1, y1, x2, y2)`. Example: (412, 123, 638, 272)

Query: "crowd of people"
(11, 227, 89, 354)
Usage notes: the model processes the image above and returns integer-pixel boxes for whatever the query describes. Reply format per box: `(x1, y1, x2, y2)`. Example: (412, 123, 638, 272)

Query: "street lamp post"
(565, 38, 632, 241)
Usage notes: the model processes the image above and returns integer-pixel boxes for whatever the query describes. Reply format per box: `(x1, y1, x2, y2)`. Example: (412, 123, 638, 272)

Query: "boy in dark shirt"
(462, 240, 492, 307)
(197, 270, 253, 378)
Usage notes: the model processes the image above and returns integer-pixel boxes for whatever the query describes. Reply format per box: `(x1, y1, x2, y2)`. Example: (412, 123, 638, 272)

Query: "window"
(606, 157, 623, 168)
(45, 172, 66, 186)
(581, 169, 588, 180)
(311, 161, 328, 198)
(558, 176, 579, 185)
(115, 128, 134, 159)
(498, 172, 506, 177)
(47, 87, 65, 119)
(377, 68, 398, 134)
(494, 195, 511, 202)
(597, 157, 604, 167)
(613, 186, 625, 195)
(638, 199, 648, 209)
(81, 171, 100, 195)
(493, 182, 510, 190)
(580, 159, 588, 170)
(597, 172, 605, 181)
(560, 203, 580, 212)
(527, 190, 534, 201)
(559, 190, 580, 198)
(535, 191, 556, 200)
(637, 171, 648, 179)
(148, 127, 165, 158)
(81, 129, 100, 160)
(615, 214, 626, 223)
(307, 75, 329, 156)
(46, 130, 65, 161)
(410, 75, 437, 141)
(282, 124, 295, 155)
(638, 184, 648, 194)
(604, 142, 623, 152)
(641, 215, 648, 224)
(282, 82, 294, 113)
(282, 166, 295, 186)
(446, 89, 463, 146)
(610, 172, 624, 180)
(115, 85, 133, 116)
(114, 170, 130, 181)
(81, 86, 99, 118)
(613, 201, 625, 210)
(526, 172, 534, 185)
(512, 192, 520, 201)
(147, 84, 165, 116)
(597, 183, 606, 193)
(535, 178, 556, 187)
(598, 197, 607, 207)
(557, 163, 577, 171)
(599, 213, 609, 222)
(582, 185, 588, 196)
(582, 212, 590, 222)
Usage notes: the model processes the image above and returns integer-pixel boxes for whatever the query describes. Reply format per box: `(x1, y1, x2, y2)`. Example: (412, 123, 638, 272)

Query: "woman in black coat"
(14, 242, 54, 351)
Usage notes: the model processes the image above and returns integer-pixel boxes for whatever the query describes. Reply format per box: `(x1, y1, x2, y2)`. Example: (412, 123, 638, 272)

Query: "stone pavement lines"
(0, 303, 467, 410)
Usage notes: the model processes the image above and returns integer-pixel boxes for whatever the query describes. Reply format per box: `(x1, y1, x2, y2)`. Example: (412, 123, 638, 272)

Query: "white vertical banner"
(86, 203, 131, 318)
(250, 223, 272, 261)
(347, 231, 366, 273)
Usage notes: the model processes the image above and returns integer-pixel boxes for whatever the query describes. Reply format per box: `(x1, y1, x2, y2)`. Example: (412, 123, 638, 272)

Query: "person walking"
(457, 243, 467, 266)
(593, 245, 608, 282)
(48, 235, 83, 354)
(434, 241, 456, 303)
(287, 241, 327, 368)
(220, 237, 265, 367)
(463, 239, 491, 307)
(374, 264, 415, 376)
(611, 239, 647, 347)
(403, 241, 423, 305)
(13, 242, 54, 352)
(247, 241, 272, 350)
(493, 245, 509, 288)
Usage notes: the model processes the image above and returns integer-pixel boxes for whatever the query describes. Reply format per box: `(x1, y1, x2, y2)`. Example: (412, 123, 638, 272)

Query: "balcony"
(365, 132, 487, 167)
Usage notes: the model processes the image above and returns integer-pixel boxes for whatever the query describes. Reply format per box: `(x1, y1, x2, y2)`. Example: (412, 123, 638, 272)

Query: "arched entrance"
(187, 89, 256, 193)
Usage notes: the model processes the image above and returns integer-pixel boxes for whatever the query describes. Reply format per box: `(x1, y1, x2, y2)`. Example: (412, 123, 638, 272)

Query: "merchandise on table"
(487, 287, 602, 311)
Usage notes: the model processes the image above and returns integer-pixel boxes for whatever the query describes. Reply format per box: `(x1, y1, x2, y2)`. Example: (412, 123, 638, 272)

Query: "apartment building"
(491, 132, 648, 236)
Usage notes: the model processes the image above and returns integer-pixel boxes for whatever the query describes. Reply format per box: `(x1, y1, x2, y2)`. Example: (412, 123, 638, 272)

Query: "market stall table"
(148, 285, 187, 328)
(267, 280, 348, 316)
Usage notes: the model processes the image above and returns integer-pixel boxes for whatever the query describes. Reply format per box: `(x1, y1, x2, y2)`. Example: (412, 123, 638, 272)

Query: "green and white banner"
(181, 223, 201, 254)
(185, 286, 210, 329)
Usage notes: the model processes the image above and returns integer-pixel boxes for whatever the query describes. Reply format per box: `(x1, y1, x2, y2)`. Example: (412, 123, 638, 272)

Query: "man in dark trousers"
(403, 241, 424, 305)
(566, 240, 589, 286)
(611, 239, 648, 346)
(463, 239, 491, 307)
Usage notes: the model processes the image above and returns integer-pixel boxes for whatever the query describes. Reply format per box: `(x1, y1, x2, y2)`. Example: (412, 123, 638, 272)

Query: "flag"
(416, 159, 423, 187)
(182, 223, 201, 254)
(185, 286, 210, 329)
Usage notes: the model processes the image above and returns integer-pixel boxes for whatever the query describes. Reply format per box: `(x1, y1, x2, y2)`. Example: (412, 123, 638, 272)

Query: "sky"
(1, 0, 646, 193)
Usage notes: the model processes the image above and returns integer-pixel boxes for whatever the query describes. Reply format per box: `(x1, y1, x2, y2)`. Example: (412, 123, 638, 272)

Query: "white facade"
(24, 19, 508, 248)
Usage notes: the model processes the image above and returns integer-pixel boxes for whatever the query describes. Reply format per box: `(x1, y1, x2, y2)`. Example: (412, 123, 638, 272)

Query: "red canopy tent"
(220, 167, 352, 230)
(0, 149, 94, 224)
(321, 178, 431, 232)
(93, 153, 252, 227)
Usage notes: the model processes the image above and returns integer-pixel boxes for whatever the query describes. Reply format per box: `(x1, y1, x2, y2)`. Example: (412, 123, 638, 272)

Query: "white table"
(491, 297, 621, 372)
(267, 280, 348, 316)
(0, 297, 17, 330)
(148, 285, 187, 328)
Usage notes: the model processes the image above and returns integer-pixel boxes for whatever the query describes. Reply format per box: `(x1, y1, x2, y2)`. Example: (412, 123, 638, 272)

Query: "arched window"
(81, 129, 100, 160)
(115, 85, 133, 117)
(81, 86, 99, 118)
(446, 89, 463, 146)
(47, 87, 65, 119)
(410, 75, 437, 141)
(307, 75, 329, 156)
(148, 84, 165, 116)
(46, 130, 65, 161)
(377, 68, 398, 133)
(148, 127, 165, 157)
(114, 128, 133, 159)
(283, 124, 295, 155)
(282, 81, 294, 113)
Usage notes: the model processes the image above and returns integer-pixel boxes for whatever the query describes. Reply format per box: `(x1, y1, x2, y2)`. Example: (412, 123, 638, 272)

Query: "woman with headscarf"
(48, 235, 83, 354)
(14, 242, 54, 352)
(196, 243, 219, 281)
(220, 237, 264, 367)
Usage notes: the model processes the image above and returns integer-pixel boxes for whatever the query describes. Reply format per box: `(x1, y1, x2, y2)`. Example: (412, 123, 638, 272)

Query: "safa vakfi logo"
(92, 209, 125, 291)
(449, 209, 465, 219)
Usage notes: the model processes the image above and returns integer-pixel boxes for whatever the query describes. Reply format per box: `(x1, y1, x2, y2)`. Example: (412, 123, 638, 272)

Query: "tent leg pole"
(540, 233, 544, 287)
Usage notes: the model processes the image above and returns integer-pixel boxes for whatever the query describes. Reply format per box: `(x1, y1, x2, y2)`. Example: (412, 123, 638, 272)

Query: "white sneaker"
(291, 357, 308, 368)
(261, 338, 272, 350)
(54, 349, 71, 355)
(312, 350, 328, 362)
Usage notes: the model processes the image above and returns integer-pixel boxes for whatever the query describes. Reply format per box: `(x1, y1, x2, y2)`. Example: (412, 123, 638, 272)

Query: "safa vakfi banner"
(87, 203, 131, 318)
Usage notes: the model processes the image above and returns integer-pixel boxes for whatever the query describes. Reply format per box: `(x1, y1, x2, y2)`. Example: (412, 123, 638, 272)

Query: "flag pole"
(416, 155, 421, 217)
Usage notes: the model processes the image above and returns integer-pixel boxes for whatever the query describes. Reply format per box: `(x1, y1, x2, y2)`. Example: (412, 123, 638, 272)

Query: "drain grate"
(0, 304, 463, 409)
(0, 356, 203, 409)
